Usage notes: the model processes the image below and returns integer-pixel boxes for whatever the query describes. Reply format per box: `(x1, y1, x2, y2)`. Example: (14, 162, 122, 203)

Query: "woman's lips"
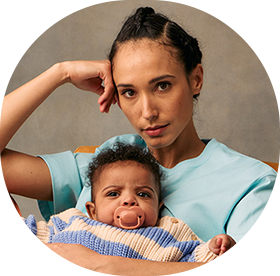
(143, 124, 169, 137)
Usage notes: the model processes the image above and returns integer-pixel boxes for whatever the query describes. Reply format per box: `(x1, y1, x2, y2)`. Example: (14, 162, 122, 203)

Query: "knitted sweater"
(24, 208, 217, 262)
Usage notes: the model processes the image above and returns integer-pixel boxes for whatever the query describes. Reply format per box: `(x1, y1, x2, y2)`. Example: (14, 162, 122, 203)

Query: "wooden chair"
(262, 161, 278, 172)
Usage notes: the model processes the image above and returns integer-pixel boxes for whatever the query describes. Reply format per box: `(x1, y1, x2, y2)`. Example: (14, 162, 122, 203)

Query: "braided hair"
(109, 7, 202, 99)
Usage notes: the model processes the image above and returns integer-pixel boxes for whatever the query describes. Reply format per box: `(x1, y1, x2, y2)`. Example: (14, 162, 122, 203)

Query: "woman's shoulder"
(206, 138, 277, 175)
(169, 138, 276, 178)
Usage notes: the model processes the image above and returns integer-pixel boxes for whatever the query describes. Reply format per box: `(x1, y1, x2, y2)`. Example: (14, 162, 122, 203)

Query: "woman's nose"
(141, 95, 158, 121)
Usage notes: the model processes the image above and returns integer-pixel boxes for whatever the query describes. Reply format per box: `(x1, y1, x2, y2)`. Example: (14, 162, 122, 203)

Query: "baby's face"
(86, 160, 162, 228)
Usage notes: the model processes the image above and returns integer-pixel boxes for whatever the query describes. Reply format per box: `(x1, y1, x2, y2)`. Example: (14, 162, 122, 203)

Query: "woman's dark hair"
(108, 7, 202, 99)
(86, 142, 165, 202)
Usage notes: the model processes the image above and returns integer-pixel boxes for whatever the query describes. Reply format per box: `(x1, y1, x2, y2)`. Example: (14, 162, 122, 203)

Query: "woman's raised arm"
(0, 60, 115, 199)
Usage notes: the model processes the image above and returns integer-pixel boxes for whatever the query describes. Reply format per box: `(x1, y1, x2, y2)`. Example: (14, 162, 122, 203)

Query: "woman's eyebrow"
(116, 74, 175, 88)
(148, 74, 175, 85)
(117, 83, 134, 88)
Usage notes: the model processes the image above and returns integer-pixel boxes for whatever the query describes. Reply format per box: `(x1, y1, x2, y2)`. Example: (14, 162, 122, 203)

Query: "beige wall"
(4, 0, 280, 219)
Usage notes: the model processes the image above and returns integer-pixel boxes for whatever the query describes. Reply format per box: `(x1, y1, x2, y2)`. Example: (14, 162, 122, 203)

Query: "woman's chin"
(144, 135, 174, 150)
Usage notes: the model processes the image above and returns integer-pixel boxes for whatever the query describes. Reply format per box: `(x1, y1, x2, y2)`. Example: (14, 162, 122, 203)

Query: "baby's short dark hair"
(86, 142, 165, 202)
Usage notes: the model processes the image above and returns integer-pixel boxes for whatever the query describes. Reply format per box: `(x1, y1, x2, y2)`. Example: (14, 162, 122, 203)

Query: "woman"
(1, 7, 276, 275)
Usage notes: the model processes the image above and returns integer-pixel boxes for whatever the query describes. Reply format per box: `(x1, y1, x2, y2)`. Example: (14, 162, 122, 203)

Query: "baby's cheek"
(144, 208, 159, 227)
(96, 211, 114, 226)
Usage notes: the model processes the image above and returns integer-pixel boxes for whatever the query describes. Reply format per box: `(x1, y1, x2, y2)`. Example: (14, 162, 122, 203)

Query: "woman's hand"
(1, 60, 115, 152)
(63, 60, 116, 113)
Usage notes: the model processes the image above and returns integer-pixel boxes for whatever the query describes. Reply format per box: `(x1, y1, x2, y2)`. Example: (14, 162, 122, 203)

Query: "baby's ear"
(158, 201, 164, 216)
(85, 201, 96, 220)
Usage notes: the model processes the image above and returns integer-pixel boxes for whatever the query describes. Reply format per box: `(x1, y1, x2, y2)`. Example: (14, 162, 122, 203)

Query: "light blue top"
(38, 134, 276, 242)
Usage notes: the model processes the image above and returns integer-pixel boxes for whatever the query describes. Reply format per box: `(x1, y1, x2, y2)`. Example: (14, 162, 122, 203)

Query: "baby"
(24, 143, 235, 262)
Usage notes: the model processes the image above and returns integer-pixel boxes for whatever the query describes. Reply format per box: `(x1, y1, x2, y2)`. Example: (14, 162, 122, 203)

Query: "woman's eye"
(157, 82, 170, 91)
(107, 191, 119, 197)
(138, 192, 151, 198)
(121, 90, 136, 98)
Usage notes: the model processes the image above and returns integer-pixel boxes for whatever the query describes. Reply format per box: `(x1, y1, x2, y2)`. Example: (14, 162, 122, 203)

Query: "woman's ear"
(86, 201, 96, 220)
(190, 64, 203, 96)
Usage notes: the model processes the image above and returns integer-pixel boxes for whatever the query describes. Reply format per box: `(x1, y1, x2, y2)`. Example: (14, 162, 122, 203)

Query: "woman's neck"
(151, 121, 205, 169)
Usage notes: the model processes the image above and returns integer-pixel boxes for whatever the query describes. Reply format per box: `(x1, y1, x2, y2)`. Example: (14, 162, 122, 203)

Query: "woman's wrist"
(51, 62, 71, 86)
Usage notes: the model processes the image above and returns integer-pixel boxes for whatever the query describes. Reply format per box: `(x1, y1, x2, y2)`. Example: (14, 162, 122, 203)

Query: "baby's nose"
(122, 196, 137, 206)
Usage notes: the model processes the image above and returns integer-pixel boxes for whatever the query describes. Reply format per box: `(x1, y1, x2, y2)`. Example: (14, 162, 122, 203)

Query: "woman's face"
(113, 39, 202, 149)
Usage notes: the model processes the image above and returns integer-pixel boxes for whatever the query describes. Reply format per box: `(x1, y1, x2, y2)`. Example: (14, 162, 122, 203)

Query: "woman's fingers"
(97, 63, 116, 112)
(64, 60, 117, 113)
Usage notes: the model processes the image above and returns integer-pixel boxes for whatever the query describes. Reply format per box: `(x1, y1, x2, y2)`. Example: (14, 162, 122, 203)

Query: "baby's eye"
(107, 191, 119, 197)
(157, 82, 170, 91)
(137, 192, 151, 198)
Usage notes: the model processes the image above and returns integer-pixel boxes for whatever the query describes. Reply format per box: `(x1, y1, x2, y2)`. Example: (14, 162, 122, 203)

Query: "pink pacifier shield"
(114, 206, 145, 229)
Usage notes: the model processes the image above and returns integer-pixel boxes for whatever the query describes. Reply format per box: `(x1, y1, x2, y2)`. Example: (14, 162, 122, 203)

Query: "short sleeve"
(37, 151, 92, 221)
(226, 175, 280, 264)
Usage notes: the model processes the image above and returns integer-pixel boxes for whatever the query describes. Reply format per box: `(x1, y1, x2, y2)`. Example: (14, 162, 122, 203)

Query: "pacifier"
(114, 206, 145, 229)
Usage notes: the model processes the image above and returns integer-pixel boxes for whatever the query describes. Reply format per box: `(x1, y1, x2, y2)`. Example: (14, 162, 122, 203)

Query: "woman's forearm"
(0, 63, 68, 152)
(0, 60, 114, 200)
(0, 63, 68, 200)
(0, 60, 115, 152)
(31, 243, 280, 276)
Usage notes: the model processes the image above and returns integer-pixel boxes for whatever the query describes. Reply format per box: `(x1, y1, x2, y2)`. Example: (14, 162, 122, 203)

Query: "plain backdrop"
(0, 1, 279, 276)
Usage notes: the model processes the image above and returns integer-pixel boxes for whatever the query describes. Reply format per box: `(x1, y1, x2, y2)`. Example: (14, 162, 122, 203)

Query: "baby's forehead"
(98, 160, 153, 177)
(96, 160, 159, 188)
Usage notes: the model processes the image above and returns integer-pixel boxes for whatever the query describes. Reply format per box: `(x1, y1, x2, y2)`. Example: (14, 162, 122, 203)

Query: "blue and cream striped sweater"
(24, 208, 216, 262)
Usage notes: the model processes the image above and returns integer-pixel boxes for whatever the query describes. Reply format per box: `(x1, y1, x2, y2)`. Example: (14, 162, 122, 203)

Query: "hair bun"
(134, 7, 155, 24)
